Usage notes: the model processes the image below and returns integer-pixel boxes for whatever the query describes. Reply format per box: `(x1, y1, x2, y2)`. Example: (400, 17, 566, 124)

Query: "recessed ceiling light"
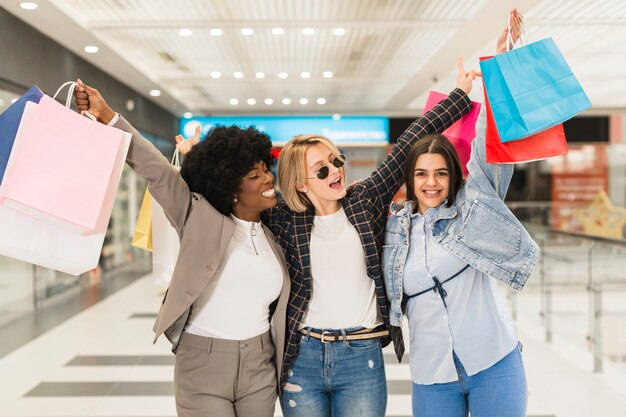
(210, 28, 223, 36)
(300, 72, 311, 79)
(229, 98, 239, 105)
(272, 27, 284, 35)
(302, 28, 315, 36)
(179, 28, 192, 37)
(149, 89, 161, 97)
(20, 2, 38, 10)
(299, 98, 309, 105)
(247, 98, 256, 105)
(84, 45, 99, 54)
(241, 28, 254, 36)
(323, 71, 333, 79)
(332, 114, 341, 120)
(211, 71, 222, 79)
(183, 112, 193, 118)
(0, 99, 4, 106)
(333, 28, 346, 36)
(256, 72, 266, 79)
(233, 72, 244, 79)
(278, 72, 288, 79)
(282, 98, 291, 105)
(264, 98, 274, 105)
(316, 98, 326, 105)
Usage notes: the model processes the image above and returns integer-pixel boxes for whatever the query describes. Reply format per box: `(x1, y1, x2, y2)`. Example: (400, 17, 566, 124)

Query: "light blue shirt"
(403, 211, 517, 384)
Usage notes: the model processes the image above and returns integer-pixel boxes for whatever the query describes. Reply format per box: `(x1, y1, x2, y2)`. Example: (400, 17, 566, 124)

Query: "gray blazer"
(115, 116, 290, 388)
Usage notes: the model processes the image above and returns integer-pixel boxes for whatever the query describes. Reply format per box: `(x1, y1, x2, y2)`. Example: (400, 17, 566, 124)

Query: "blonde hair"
(277, 134, 343, 212)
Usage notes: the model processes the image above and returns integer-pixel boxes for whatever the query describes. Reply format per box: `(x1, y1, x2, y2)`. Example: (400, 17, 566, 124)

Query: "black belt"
(402, 264, 470, 312)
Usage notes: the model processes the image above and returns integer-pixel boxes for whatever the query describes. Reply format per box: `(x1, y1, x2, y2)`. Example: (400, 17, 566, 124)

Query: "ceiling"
(1, 0, 624, 117)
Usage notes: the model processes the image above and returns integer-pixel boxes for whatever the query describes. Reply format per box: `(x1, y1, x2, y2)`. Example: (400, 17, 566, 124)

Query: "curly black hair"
(180, 125, 274, 216)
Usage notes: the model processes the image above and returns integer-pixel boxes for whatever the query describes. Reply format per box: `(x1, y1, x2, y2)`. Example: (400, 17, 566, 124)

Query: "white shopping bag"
(151, 198, 180, 284)
(0, 204, 105, 275)
(150, 148, 181, 284)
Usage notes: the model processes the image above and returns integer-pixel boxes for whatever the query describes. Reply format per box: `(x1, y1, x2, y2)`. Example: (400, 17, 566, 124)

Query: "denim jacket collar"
(389, 199, 458, 224)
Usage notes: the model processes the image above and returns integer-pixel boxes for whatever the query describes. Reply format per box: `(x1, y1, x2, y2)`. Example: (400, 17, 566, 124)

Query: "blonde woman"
(178, 60, 476, 417)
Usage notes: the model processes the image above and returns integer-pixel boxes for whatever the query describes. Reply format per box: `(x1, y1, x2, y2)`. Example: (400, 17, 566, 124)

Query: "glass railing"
(507, 204, 626, 373)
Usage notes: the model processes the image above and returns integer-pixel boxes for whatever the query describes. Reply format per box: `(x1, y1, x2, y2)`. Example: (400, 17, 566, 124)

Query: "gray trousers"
(174, 331, 277, 417)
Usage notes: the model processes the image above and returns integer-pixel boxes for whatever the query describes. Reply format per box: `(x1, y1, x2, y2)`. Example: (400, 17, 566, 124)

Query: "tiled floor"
(0, 275, 625, 416)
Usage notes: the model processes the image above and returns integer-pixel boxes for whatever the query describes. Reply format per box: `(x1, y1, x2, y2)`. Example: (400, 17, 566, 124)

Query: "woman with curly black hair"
(73, 81, 290, 417)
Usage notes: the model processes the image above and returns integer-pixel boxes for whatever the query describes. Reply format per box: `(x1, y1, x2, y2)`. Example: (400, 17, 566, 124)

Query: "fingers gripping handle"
(53, 81, 97, 121)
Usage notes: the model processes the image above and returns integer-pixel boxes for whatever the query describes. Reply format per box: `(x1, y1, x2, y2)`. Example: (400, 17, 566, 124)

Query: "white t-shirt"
(185, 216, 283, 340)
(303, 208, 381, 330)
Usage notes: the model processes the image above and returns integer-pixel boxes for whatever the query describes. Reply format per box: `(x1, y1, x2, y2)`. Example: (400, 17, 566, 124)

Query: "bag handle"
(52, 81, 98, 121)
(52, 81, 78, 108)
(171, 144, 181, 168)
(505, 12, 527, 52)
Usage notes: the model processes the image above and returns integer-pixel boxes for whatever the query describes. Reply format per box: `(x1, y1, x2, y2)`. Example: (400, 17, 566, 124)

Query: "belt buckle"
(321, 330, 332, 344)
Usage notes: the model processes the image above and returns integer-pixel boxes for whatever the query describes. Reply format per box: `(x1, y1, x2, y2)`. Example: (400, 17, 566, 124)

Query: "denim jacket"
(382, 105, 539, 326)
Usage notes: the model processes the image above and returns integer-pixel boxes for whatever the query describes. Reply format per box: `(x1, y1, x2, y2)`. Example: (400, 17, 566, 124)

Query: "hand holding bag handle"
(54, 81, 98, 121)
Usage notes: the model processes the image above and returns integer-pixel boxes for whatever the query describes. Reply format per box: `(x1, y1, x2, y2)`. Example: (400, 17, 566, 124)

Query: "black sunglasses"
(308, 154, 346, 180)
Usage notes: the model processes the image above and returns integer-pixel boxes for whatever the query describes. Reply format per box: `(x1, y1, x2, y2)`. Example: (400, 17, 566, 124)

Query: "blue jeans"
(412, 344, 527, 417)
(280, 328, 387, 417)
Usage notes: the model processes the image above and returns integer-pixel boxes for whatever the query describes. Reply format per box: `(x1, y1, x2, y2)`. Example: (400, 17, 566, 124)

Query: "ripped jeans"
(280, 328, 387, 417)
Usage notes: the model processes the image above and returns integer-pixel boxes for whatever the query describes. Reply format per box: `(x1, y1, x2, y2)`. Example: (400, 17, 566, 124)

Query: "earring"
(302, 189, 308, 193)
(233, 197, 238, 204)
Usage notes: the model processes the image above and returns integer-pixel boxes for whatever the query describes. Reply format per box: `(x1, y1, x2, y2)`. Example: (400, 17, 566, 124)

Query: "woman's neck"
(232, 208, 261, 223)
(312, 199, 342, 216)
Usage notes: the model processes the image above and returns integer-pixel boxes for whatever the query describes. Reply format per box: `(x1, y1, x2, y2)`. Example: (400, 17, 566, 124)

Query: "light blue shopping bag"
(480, 37, 591, 142)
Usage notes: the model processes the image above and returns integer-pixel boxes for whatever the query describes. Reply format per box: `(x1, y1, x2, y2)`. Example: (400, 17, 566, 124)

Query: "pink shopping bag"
(0, 90, 128, 234)
(422, 91, 481, 178)
(0, 101, 131, 275)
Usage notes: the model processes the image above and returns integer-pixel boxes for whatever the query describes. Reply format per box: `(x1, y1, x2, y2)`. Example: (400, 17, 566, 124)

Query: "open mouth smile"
(329, 177, 342, 190)
(262, 188, 276, 198)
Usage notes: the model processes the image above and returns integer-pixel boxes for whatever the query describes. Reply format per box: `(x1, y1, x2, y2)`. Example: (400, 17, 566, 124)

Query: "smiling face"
(413, 152, 450, 214)
(301, 142, 346, 214)
(232, 160, 277, 221)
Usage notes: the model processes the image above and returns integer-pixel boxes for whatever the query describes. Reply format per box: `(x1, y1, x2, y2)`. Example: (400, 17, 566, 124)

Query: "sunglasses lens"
(316, 166, 330, 180)
(332, 154, 346, 168)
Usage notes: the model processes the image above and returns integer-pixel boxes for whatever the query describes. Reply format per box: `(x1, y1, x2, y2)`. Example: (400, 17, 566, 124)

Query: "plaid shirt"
(262, 88, 471, 386)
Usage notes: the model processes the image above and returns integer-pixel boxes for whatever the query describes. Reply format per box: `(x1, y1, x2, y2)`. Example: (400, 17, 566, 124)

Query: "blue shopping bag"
(480, 37, 591, 142)
(0, 86, 44, 181)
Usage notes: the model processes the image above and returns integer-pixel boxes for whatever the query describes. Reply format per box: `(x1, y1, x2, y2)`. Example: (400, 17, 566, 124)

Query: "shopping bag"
(480, 37, 591, 142)
(151, 198, 180, 285)
(0, 82, 129, 234)
(0, 86, 43, 182)
(480, 57, 568, 163)
(423, 91, 481, 177)
(151, 148, 181, 285)
(0, 88, 131, 275)
(131, 188, 153, 251)
(0, 204, 107, 275)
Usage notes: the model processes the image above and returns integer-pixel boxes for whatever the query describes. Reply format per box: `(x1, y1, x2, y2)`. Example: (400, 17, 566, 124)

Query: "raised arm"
(74, 80, 191, 234)
(360, 58, 475, 207)
(466, 8, 523, 200)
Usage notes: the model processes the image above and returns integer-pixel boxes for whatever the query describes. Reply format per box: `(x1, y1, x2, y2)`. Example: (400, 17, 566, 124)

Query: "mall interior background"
(0, 0, 625, 376)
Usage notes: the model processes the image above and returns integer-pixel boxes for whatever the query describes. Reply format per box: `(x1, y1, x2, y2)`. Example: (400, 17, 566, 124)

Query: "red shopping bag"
(480, 56, 568, 163)
(423, 91, 481, 177)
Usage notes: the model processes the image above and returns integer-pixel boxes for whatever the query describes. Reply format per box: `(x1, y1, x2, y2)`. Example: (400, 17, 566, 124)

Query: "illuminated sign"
(179, 115, 389, 146)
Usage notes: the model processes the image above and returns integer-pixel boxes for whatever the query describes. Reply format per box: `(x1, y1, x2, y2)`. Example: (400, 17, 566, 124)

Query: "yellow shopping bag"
(131, 188, 152, 251)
